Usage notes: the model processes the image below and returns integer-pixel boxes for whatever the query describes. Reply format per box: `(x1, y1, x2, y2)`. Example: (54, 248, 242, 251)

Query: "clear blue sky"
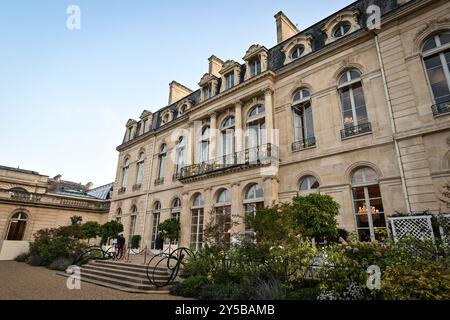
(0, 0, 353, 187)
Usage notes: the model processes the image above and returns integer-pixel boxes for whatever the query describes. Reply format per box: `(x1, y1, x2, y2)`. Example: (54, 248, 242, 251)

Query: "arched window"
(221, 116, 235, 165)
(299, 175, 320, 191)
(191, 194, 204, 251)
(128, 206, 137, 243)
(151, 202, 161, 250)
(250, 58, 261, 77)
(116, 208, 122, 224)
(215, 189, 232, 245)
(6, 212, 28, 240)
(291, 45, 305, 60)
(161, 113, 171, 124)
(333, 22, 351, 38)
(175, 137, 187, 175)
(199, 126, 210, 163)
(121, 158, 130, 189)
(247, 106, 266, 161)
(338, 69, 370, 138)
(292, 88, 315, 150)
(351, 167, 386, 241)
(135, 152, 145, 187)
(157, 144, 167, 183)
(171, 198, 182, 245)
(244, 184, 264, 239)
(422, 32, 450, 116)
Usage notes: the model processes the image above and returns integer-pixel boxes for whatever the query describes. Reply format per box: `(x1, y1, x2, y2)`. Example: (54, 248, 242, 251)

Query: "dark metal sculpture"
(72, 246, 117, 265)
(146, 247, 195, 288)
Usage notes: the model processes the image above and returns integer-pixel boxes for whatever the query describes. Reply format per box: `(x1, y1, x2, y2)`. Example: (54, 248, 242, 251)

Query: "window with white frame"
(351, 167, 386, 242)
(249, 58, 261, 77)
(151, 202, 161, 250)
(128, 206, 137, 243)
(299, 175, 320, 191)
(171, 198, 181, 245)
(244, 184, 264, 240)
(158, 144, 167, 181)
(203, 84, 212, 100)
(6, 212, 28, 240)
(121, 158, 130, 189)
(292, 88, 315, 147)
(333, 22, 351, 38)
(422, 32, 450, 115)
(199, 126, 210, 163)
(135, 152, 145, 186)
(225, 72, 235, 90)
(116, 208, 122, 224)
(175, 137, 186, 175)
(221, 116, 235, 164)
(291, 45, 305, 60)
(215, 189, 232, 245)
(247, 105, 266, 162)
(338, 69, 368, 128)
(190, 194, 204, 251)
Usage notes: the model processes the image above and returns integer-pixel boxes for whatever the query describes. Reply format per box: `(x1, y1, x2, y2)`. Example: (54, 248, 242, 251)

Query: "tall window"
(158, 144, 167, 181)
(171, 198, 181, 245)
(175, 137, 186, 175)
(135, 152, 145, 186)
(204, 84, 212, 100)
(225, 72, 235, 90)
(190, 194, 204, 251)
(6, 212, 28, 240)
(292, 89, 315, 149)
(199, 126, 210, 163)
(128, 206, 137, 243)
(299, 175, 320, 191)
(338, 69, 368, 127)
(151, 202, 161, 250)
(351, 167, 386, 242)
(244, 184, 264, 239)
(247, 105, 266, 162)
(121, 158, 130, 189)
(250, 58, 261, 77)
(215, 189, 232, 245)
(422, 32, 450, 116)
(116, 208, 122, 224)
(221, 116, 235, 165)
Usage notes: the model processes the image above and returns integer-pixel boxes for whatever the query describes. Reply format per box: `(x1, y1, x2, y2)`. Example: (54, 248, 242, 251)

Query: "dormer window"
(203, 84, 212, 100)
(333, 22, 351, 38)
(250, 58, 261, 77)
(225, 72, 235, 90)
(161, 110, 174, 125)
(291, 45, 305, 60)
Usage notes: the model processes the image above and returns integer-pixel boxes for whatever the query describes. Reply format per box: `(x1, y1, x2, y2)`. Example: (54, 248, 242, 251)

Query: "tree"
(203, 210, 240, 250)
(82, 221, 100, 243)
(99, 221, 123, 245)
(157, 218, 180, 248)
(70, 215, 83, 225)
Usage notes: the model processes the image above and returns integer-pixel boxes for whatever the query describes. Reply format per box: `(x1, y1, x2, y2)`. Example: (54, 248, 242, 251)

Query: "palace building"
(108, 0, 450, 249)
(0, 165, 111, 259)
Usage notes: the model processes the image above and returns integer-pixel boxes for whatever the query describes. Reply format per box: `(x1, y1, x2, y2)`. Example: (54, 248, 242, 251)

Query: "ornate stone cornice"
(243, 44, 268, 61)
(126, 119, 137, 127)
(199, 73, 218, 87)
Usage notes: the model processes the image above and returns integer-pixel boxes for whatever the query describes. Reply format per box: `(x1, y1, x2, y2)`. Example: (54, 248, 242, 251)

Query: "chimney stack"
(275, 11, 299, 44)
(168, 81, 193, 105)
(208, 55, 224, 78)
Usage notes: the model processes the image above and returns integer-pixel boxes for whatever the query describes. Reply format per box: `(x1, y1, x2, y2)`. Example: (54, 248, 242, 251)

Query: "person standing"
(117, 234, 126, 259)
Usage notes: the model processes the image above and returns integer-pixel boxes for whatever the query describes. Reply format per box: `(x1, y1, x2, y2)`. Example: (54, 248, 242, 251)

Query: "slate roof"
(87, 183, 114, 200)
(0, 165, 40, 176)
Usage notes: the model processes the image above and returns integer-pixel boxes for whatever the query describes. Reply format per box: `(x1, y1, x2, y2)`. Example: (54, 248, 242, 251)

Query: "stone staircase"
(58, 259, 178, 294)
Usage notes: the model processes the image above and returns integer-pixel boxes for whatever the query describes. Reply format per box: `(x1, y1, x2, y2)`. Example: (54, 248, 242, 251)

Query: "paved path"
(0, 261, 189, 300)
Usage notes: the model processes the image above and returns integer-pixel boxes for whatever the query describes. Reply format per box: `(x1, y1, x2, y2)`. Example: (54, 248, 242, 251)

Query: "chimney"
(168, 81, 193, 105)
(208, 55, 224, 78)
(86, 182, 93, 190)
(275, 11, 299, 44)
(53, 174, 62, 183)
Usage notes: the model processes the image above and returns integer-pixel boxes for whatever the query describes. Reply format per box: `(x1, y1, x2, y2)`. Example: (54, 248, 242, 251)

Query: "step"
(92, 259, 174, 273)
(80, 267, 173, 285)
(83, 264, 171, 278)
(57, 272, 170, 294)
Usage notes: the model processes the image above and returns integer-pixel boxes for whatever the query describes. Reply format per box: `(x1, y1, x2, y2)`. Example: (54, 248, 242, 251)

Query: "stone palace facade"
(108, 0, 450, 249)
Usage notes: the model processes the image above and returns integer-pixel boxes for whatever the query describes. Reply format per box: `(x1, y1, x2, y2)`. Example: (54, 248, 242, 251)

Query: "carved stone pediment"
(321, 9, 360, 45)
(140, 110, 152, 120)
(126, 119, 137, 127)
(243, 44, 268, 61)
(281, 34, 314, 65)
(219, 60, 241, 75)
(198, 73, 218, 87)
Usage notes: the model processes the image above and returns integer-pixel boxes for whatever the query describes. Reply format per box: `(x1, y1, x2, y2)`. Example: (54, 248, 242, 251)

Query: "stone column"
(209, 112, 217, 160)
(234, 101, 243, 153)
(264, 88, 275, 145)
(179, 192, 191, 248)
(263, 176, 279, 207)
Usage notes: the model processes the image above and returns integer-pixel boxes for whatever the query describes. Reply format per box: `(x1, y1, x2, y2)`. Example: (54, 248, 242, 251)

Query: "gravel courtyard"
(0, 261, 188, 300)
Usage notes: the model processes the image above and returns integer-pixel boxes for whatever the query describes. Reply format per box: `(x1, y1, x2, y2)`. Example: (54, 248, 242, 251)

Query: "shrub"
(82, 221, 100, 243)
(251, 277, 287, 300)
(198, 282, 252, 300)
(286, 286, 320, 300)
(170, 276, 210, 298)
(26, 255, 44, 266)
(131, 235, 141, 249)
(15, 253, 29, 262)
(48, 257, 73, 271)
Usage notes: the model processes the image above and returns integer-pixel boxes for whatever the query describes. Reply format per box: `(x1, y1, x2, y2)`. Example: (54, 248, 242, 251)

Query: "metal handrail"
(341, 122, 372, 139)
(431, 100, 450, 117)
(292, 136, 316, 151)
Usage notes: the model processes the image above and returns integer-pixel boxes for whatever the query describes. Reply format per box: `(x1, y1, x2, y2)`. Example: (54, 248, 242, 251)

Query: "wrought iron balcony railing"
(132, 184, 141, 191)
(431, 100, 450, 117)
(340, 122, 372, 139)
(118, 187, 126, 194)
(154, 177, 164, 185)
(292, 137, 316, 152)
(178, 143, 279, 180)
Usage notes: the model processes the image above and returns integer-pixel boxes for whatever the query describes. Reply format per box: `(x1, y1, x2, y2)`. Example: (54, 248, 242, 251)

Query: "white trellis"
(389, 215, 435, 243)
(438, 214, 450, 245)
